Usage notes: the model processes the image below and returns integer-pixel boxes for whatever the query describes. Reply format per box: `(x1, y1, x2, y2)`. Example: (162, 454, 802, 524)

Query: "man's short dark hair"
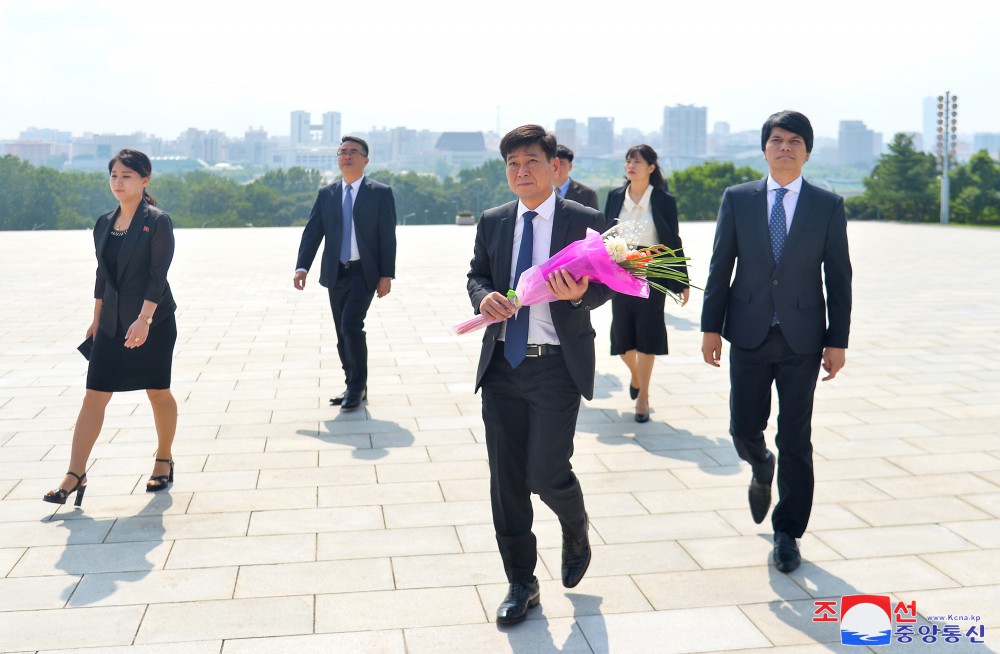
(500, 125, 557, 161)
(341, 135, 369, 157)
(761, 111, 814, 153)
(555, 144, 575, 162)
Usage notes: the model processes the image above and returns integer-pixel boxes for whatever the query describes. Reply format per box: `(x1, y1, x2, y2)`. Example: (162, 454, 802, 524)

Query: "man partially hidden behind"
(294, 135, 397, 411)
(467, 125, 612, 624)
(553, 144, 600, 210)
(700, 110, 852, 573)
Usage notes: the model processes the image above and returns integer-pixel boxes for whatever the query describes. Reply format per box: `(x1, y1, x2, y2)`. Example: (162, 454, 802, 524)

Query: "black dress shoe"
(748, 452, 775, 524)
(496, 577, 540, 625)
(629, 384, 639, 400)
(634, 412, 650, 423)
(331, 387, 366, 406)
(773, 532, 801, 572)
(561, 514, 591, 588)
(340, 389, 365, 411)
(748, 478, 771, 524)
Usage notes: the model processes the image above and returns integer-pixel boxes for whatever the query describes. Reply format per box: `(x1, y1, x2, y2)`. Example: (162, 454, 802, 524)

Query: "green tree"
(949, 151, 1000, 225)
(669, 161, 760, 221)
(861, 133, 938, 222)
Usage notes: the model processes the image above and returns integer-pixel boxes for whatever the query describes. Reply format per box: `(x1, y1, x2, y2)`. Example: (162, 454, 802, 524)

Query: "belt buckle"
(524, 344, 541, 358)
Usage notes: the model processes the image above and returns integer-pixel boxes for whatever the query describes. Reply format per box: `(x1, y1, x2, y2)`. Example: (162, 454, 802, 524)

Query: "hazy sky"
(1, 0, 996, 141)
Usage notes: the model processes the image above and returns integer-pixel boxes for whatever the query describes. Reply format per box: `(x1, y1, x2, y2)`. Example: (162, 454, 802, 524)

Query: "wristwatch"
(570, 298, 583, 307)
(139, 314, 153, 325)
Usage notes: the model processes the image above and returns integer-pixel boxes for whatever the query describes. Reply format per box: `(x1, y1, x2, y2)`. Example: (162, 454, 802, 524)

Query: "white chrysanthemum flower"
(604, 237, 630, 263)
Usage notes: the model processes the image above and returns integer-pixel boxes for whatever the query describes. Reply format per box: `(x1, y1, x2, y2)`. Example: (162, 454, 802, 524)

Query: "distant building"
(2, 141, 53, 167)
(321, 112, 342, 146)
(228, 128, 270, 166)
(587, 117, 614, 156)
(434, 131, 489, 168)
(838, 120, 877, 169)
(973, 132, 1000, 159)
(620, 128, 645, 150)
(290, 110, 311, 146)
(19, 127, 71, 144)
(662, 104, 707, 162)
(554, 118, 576, 150)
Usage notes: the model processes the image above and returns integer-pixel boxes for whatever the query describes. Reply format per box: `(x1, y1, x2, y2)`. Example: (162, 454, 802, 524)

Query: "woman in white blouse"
(603, 145, 690, 422)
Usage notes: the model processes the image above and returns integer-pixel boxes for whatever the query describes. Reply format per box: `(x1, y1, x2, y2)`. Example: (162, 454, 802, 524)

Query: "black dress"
(86, 227, 176, 392)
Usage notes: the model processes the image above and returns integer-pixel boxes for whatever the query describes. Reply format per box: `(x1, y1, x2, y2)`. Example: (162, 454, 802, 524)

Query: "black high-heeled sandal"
(42, 471, 87, 506)
(146, 458, 174, 492)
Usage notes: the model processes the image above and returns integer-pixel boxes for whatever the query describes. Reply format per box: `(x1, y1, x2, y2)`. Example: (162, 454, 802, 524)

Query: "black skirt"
(610, 289, 669, 356)
(87, 315, 177, 392)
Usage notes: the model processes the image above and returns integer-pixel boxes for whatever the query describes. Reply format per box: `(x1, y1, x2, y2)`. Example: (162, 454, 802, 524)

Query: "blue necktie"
(769, 187, 788, 263)
(769, 187, 788, 325)
(504, 211, 536, 369)
(340, 184, 353, 264)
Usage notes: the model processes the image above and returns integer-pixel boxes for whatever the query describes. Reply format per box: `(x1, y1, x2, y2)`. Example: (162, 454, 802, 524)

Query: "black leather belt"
(524, 344, 561, 358)
(339, 260, 361, 270)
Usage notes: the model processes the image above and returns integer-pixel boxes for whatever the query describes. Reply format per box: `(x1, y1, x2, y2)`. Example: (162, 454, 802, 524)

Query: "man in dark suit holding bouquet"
(295, 135, 397, 411)
(467, 125, 612, 624)
(701, 110, 852, 573)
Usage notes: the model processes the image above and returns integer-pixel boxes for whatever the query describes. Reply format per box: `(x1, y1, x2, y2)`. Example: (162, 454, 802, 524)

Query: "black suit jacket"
(563, 179, 600, 211)
(700, 178, 852, 354)
(296, 176, 397, 291)
(93, 200, 176, 337)
(604, 184, 688, 293)
(467, 197, 612, 400)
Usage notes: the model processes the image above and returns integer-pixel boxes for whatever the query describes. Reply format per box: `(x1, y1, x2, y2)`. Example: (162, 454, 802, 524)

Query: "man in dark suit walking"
(295, 136, 397, 411)
(468, 125, 612, 624)
(700, 111, 852, 573)
(553, 145, 600, 210)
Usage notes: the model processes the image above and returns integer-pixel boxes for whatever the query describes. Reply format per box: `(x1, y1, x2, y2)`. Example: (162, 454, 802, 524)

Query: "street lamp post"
(936, 91, 958, 225)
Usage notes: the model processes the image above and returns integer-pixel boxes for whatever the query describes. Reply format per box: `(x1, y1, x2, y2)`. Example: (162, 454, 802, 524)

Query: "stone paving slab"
(1, 222, 999, 652)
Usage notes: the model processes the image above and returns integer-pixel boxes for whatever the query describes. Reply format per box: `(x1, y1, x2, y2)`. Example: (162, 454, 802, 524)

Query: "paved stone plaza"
(0, 221, 998, 653)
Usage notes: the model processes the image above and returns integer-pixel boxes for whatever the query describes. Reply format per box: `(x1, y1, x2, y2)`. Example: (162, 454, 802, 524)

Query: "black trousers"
(729, 325, 822, 538)
(481, 345, 587, 583)
(328, 265, 375, 393)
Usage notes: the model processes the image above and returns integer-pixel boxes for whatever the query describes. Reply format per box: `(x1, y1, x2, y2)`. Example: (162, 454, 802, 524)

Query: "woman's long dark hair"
(624, 144, 666, 191)
(108, 149, 157, 206)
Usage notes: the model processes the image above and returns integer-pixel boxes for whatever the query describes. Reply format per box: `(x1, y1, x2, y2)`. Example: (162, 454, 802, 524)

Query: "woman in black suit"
(44, 149, 178, 506)
(604, 145, 689, 423)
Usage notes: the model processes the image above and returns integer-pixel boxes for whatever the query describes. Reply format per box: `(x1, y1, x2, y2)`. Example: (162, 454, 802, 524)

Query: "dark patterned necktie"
(769, 188, 788, 325)
(504, 211, 536, 368)
(769, 188, 788, 263)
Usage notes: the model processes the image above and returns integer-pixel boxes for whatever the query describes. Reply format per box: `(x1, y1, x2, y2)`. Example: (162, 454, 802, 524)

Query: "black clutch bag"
(77, 336, 94, 360)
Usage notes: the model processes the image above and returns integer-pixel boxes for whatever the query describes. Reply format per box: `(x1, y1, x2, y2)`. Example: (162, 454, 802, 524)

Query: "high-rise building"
(662, 104, 707, 159)
(290, 110, 311, 146)
(973, 133, 1000, 159)
(322, 112, 342, 145)
(838, 120, 876, 169)
(587, 117, 614, 155)
(554, 118, 576, 150)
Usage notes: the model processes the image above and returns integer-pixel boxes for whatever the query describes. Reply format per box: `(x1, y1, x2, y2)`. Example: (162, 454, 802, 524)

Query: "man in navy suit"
(700, 111, 852, 573)
(295, 136, 397, 411)
(552, 145, 600, 210)
(468, 125, 612, 624)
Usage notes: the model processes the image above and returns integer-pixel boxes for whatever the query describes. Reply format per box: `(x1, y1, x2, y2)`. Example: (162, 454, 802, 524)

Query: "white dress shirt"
(342, 176, 363, 262)
(766, 174, 803, 232)
(615, 184, 658, 246)
(499, 191, 559, 345)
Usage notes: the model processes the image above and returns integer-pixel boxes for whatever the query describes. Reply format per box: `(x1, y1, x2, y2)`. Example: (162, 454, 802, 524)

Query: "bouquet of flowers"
(454, 223, 692, 335)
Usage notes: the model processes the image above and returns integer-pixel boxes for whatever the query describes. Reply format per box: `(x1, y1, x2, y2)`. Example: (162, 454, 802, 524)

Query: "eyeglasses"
(337, 148, 366, 158)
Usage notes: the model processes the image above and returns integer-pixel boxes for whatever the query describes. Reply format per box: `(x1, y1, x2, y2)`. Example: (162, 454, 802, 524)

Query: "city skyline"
(1, 0, 996, 141)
